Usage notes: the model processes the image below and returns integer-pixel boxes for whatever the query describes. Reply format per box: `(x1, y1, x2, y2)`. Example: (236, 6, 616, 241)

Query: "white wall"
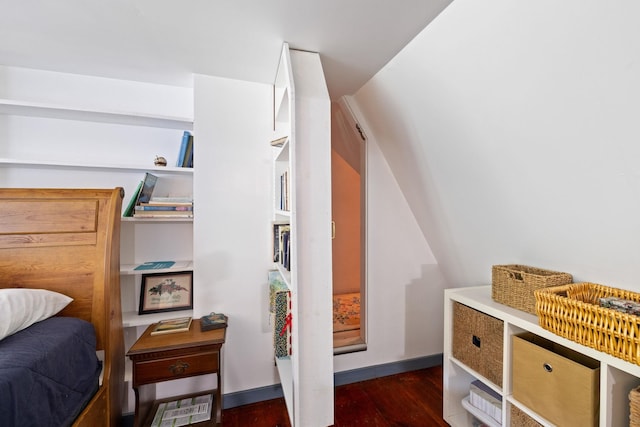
(334, 99, 446, 373)
(352, 0, 640, 291)
(193, 74, 278, 394)
(1, 63, 450, 401)
(193, 74, 444, 390)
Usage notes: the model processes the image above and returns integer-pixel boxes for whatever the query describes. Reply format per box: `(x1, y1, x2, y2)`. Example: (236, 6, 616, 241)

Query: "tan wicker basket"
(492, 265, 573, 314)
(510, 404, 543, 427)
(535, 282, 640, 365)
(452, 302, 503, 387)
(630, 386, 640, 427)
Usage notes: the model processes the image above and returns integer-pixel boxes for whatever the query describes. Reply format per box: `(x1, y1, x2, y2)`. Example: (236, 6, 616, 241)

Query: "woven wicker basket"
(510, 404, 542, 427)
(630, 386, 640, 427)
(452, 302, 503, 387)
(535, 282, 640, 365)
(492, 265, 573, 314)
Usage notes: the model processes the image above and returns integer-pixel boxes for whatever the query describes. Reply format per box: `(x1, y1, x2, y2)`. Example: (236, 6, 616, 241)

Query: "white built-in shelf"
(120, 260, 193, 276)
(0, 98, 193, 130)
(0, 157, 194, 174)
(444, 285, 640, 427)
(122, 309, 194, 328)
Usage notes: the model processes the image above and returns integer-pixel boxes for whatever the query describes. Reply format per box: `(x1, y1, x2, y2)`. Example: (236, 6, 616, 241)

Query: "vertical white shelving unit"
(271, 44, 334, 427)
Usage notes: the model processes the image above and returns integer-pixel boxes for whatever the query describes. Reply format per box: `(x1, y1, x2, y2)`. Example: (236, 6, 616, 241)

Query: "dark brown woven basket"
(492, 264, 573, 314)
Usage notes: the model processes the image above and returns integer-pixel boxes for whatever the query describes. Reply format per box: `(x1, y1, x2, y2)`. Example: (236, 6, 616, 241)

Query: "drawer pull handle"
(543, 363, 553, 373)
(169, 361, 189, 375)
(472, 335, 481, 348)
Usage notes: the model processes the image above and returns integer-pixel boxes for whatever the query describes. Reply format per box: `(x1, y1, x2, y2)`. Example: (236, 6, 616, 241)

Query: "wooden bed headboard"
(0, 187, 124, 426)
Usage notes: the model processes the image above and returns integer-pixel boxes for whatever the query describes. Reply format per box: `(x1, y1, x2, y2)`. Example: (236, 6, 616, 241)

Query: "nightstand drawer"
(133, 350, 219, 385)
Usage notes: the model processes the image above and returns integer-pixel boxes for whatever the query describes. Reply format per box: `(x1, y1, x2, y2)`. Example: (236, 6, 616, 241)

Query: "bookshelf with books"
(120, 172, 194, 327)
(0, 67, 196, 413)
(268, 44, 334, 427)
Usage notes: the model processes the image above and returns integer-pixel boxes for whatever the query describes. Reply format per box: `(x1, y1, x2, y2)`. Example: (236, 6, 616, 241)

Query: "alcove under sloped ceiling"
(350, 0, 640, 292)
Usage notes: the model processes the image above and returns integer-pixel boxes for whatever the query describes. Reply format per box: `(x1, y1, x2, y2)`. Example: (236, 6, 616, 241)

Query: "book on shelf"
(135, 205, 193, 211)
(282, 228, 291, 271)
(272, 222, 290, 263)
(134, 261, 176, 270)
(150, 393, 213, 427)
(150, 316, 192, 335)
(134, 211, 193, 217)
(181, 133, 194, 168)
(176, 131, 191, 167)
(145, 197, 193, 206)
(137, 172, 158, 204)
(123, 180, 143, 217)
(271, 136, 288, 147)
(186, 135, 194, 168)
(200, 312, 228, 331)
(279, 168, 290, 211)
(273, 223, 290, 265)
(132, 260, 191, 271)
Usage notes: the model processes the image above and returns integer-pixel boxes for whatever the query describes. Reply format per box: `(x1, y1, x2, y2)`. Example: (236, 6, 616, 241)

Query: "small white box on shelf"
(469, 380, 502, 424)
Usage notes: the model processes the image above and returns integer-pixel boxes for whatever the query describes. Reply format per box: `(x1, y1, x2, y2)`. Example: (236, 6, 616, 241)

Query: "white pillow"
(0, 288, 73, 341)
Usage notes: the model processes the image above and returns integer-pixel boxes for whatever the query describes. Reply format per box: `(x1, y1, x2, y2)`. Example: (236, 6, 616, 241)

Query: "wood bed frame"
(0, 188, 125, 426)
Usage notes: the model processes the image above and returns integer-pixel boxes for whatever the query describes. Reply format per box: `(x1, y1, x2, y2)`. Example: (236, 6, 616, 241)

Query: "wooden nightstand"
(127, 320, 226, 427)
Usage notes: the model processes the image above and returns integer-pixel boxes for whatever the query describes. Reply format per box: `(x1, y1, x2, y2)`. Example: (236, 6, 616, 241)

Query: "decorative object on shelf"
(492, 264, 573, 314)
(535, 282, 640, 365)
(149, 316, 192, 336)
(139, 271, 193, 314)
(200, 312, 228, 331)
(154, 155, 167, 166)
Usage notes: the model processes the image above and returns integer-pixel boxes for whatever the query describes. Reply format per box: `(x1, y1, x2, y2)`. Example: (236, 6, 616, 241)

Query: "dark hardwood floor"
(222, 365, 448, 427)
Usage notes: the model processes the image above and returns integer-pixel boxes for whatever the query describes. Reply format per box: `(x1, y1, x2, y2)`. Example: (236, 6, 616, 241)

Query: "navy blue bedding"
(0, 317, 101, 427)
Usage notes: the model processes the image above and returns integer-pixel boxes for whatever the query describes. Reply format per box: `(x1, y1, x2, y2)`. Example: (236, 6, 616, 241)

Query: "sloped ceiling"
(0, 0, 451, 99)
(351, 0, 640, 289)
